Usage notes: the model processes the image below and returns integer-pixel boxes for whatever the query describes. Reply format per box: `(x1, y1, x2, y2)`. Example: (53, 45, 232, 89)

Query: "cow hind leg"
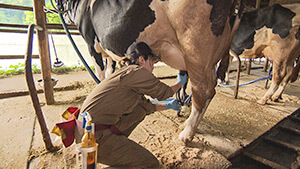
(271, 81, 287, 102)
(105, 57, 116, 78)
(257, 63, 283, 105)
(271, 64, 294, 102)
(92, 37, 117, 81)
(290, 60, 300, 83)
(87, 44, 106, 81)
(178, 73, 216, 143)
(225, 55, 234, 84)
(179, 99, 212, 143)
(91, 55, 106, 81)
(178, 70, 189, 100)
(217, 53, 232, 85)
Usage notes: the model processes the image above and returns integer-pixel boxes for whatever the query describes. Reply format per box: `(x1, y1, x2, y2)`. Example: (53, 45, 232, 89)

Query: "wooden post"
(235, 56, 241, 99)
(246, 59, 252, 75)
(33, 0, 54, 104)
(263, 58, 269, 72)
(256, 0, 261, 9)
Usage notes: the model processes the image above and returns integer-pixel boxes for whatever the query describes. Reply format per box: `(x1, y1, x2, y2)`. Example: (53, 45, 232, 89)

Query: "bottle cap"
(85, 121, 92, 131)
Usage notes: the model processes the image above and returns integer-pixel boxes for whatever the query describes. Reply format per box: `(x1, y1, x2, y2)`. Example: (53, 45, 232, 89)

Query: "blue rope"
(218, 61, 273, 88)
(218, 76, 269, 87)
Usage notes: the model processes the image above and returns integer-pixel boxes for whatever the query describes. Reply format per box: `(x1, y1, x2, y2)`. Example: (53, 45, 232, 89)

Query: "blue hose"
(218, 76, 270, 87)
(219, 62, 273, 88)
(51, 0, 100, 84)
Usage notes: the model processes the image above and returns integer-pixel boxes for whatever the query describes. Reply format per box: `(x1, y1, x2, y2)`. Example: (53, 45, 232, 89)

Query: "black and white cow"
(58, 0, 242, 142)
(217, 3, 300, 105)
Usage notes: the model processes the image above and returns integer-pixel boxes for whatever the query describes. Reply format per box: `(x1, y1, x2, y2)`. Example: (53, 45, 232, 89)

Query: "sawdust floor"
(0, 64, 299, 169)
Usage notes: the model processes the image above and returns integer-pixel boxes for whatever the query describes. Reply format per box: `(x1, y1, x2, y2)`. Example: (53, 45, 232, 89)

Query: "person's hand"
(177, 73, 187, 86)
(165, 99, 181, 111)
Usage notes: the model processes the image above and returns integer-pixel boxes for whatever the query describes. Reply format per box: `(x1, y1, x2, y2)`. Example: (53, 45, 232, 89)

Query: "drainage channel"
(229, 108, 300, 169)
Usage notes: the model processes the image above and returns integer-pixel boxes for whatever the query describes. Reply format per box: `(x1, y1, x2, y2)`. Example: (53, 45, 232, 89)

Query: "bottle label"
(87, 151, 96, 169)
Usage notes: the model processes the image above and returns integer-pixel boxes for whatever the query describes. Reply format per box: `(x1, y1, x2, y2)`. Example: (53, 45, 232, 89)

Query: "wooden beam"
(0, 23, 77, 30)
(0, 23, 80, 34)
(0, 23, 28, 28)
(0, 55, 39, 59)
(0, 28, 80, 35)
(0, 29, 28, 33)
(0, 3, 33, 11)
(33, 0, 54, 104)
(46, 24, 78, 30)
(243, 151, 287, 169)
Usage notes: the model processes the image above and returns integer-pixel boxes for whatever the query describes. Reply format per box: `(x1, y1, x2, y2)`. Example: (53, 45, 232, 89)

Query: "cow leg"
(92, 57, 116, 81)
(91, 38, 107, 80)
(225, 55, 234, 84)
(216, 52, 230, 84)
(105, 57, 116, 78)
(91, 55, 106, 81)
(258, 62, 283, 105)
(179, 70, 188, 100)
(258, 82, 278, 104)
(179, 98, 212, 143)
(290, 59, 300, 83)
(271, 63, 294, 102)
(93, 37, 118, 80)
(263, 58, 269, 72)
(178, 70, 216, 143)
(217, 52, 232, 85)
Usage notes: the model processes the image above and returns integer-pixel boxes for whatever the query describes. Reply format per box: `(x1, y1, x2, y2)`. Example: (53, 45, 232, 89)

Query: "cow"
(290, 58, 300, 82)
(217, 3, 300, 105)
(56, 0, 242, 143)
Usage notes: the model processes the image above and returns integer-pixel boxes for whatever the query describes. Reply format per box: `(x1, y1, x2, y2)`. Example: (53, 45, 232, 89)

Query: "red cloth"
(56, 119, 76, 147)
(67, 107, 80, 120)
(53, 107, 80, 147)
(53, 106, 123, 147)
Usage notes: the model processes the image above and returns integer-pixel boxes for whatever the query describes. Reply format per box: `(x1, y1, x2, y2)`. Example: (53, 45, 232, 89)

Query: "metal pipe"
(24, 24, 54, 151)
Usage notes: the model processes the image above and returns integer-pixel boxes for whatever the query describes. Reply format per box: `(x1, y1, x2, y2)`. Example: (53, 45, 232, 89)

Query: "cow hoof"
(179, 128, 194, 144)
(271, 96, 283, 102)
(172, 136, 186, 146)
(257, 99, 266, 105)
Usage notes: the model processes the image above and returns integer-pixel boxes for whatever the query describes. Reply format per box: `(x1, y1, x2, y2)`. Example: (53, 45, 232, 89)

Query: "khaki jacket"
(80, 65, 174, 129)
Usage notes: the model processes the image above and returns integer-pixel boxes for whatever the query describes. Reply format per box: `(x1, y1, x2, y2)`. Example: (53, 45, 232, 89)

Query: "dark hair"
(125, 41, 160, 65)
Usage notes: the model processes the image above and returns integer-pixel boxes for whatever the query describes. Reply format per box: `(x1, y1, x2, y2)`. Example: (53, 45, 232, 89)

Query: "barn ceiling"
(243, 0, 300, 9)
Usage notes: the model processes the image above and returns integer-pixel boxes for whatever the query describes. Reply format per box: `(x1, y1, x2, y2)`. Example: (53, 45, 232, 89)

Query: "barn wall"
(243, 0, 270, 10)
(269, 0, 300, 5)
